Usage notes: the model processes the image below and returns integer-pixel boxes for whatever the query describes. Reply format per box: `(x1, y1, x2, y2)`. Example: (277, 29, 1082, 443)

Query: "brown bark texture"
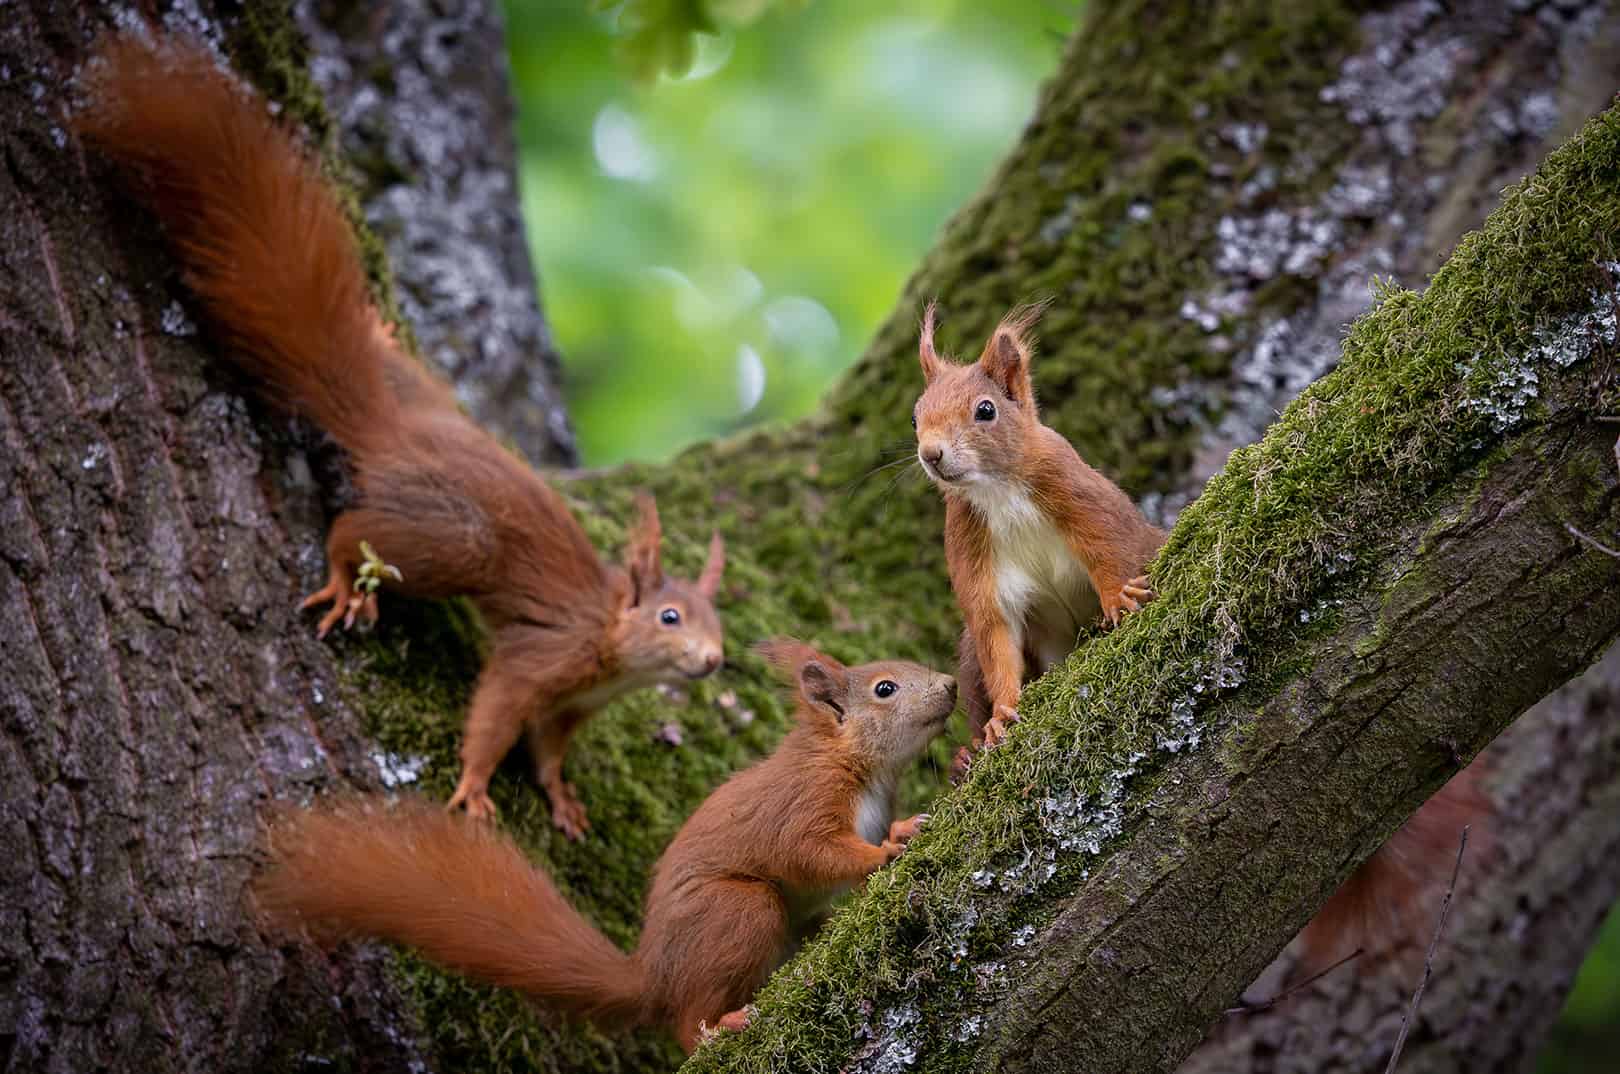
(0, 1, 552, 1070)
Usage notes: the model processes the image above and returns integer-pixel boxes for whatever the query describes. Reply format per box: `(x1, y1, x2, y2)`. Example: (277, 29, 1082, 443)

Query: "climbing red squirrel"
(914, 304, 1492, 975)
(256, 640, 956, 1052)
(76, 33, 726, 838)
(913, 303, 1164, 750)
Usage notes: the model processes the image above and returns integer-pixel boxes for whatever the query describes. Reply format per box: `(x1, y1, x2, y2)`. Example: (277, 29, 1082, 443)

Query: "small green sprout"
(356, 540, 403, 595)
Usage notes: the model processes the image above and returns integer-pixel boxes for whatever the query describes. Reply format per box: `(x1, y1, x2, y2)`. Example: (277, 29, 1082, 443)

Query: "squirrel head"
(616, 494, 727, 681)
(911, 302, 1046, 492)
(759, 638, 957, 771)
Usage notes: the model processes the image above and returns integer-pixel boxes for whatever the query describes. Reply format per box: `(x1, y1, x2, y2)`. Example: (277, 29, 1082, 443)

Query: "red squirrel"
(913, 303, 1164, 750)
(914, 304, 1492, 974)
(76, 33, 726, 838)
(256, 639, 956, 1052)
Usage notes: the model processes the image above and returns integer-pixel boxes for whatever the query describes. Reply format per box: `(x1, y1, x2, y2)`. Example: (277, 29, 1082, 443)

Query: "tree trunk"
(3, 3, 1619, 1074)
(290, 0, 576, 467)
(0, 1, 551, 1071)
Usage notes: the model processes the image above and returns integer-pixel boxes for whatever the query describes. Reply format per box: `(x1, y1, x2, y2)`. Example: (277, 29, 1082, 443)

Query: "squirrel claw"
(888, 813, 929, 845)
(546, 781, 591, 841)
(447, 778, 498, 822)
(1102, 576, 1156, 627)
(716, 1008, 752, 1034)
(302, 579, 352, 638)
(982, 704, 1020, 748)
(949, 745, 975, 784)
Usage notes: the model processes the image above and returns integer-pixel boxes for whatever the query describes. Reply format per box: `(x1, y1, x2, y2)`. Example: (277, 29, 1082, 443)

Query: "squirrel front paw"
(301, 577, 377, 638)
(887, 813, 929, 845)
(446, 777, 498, 822)
(1100, 574, 1156, 627)
(982, 703, 1020, 748)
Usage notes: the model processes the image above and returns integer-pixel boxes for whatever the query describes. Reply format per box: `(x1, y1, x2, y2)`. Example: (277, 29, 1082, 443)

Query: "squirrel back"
(76, 34, 401, 459)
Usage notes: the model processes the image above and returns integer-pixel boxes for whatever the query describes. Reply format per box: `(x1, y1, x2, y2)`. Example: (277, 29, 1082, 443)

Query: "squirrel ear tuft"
(697, 530, 725, 600)
(626, 493, 663, 605)
(978, 304, 1045, 406)
(756, 638, 848, 721)
(919, 300, 945, 383)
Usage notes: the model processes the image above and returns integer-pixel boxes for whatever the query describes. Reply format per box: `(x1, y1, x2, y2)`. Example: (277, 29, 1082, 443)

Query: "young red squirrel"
(76, 34, 727, 838)
(913, 302, 1164, 751)
(914, 304, 1492, 973)
(256, 640, 956, 1052)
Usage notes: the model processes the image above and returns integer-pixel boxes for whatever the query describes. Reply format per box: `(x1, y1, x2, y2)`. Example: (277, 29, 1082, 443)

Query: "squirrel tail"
(76, 33, 400, 458)
(257, 799, 647, 1026)
(1294, 758, 1492, 976)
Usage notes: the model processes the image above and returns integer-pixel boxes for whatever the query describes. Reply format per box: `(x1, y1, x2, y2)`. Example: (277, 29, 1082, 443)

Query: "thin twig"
(1224, 948, 1364, 1015)
(1383, 826, 1469, 1074)
(1593, 415, 1620, 423)
(1566, 522, 1620, 559)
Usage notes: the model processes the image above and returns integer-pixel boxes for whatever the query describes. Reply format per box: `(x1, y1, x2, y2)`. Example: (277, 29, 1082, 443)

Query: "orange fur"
(914, 304, 1164, 744)
(258, 641, 957, 1052)
(77, 33, 727, 838)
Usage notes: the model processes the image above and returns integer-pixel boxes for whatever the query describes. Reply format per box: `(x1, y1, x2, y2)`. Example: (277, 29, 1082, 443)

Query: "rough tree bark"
(0, 2, 555, 1071)
(2, 3, 1618, 1074)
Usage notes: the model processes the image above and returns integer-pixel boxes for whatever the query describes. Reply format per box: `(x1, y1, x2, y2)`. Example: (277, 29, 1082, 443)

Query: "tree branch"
(685, 101, 1620, 1073)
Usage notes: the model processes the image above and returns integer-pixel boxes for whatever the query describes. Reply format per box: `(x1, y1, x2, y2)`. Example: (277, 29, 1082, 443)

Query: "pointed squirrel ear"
(919, 300, 945, 383)
(978, 305, 1044, 407)
(626, 493, 663, 605)
(798, 659, 849, 723)
(697, 530, 725, 600)
(756, 638, 848, 722)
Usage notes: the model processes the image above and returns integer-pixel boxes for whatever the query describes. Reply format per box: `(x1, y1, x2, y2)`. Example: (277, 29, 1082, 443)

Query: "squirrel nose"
(920, 442, 945, 467)
(702, 651, 722, 674)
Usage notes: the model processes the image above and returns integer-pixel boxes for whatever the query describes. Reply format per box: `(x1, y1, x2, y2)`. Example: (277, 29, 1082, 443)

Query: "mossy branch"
(680, 104, 1620, 1074)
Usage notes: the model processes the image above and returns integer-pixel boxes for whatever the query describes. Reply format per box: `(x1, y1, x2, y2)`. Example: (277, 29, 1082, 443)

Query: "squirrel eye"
(910, 413, 917, 429)
(873, 680, 899, 699)
(659, 607, 681, 626)
(974, 399, 996, 422)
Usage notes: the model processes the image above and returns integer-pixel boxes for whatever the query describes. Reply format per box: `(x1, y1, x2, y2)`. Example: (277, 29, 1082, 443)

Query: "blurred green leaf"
(502, 0, 1073, 464)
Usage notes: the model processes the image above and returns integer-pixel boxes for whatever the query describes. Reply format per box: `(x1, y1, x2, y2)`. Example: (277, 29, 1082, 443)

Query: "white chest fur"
(853, 774, 896, 846)
(962, 481, 1099, 673)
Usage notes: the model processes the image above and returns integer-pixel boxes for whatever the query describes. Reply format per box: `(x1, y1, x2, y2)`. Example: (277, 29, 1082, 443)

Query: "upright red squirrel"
(913, 303, 1164, 750)
(913, 304, 1491, 972)
(257, 640, 956, 1052)
(76, 34, 727, 838)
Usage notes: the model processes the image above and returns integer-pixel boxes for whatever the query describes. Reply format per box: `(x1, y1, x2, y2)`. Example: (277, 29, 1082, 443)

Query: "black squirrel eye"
(910, 413, 917, 429)
(974, 400, 996, 422)
(874, 680, 898, 699)
(659, 608, 681, 626)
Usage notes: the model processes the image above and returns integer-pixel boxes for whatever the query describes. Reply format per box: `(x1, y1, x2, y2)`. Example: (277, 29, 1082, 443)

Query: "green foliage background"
(503, 0, 1067, 464)
(499, 1, 1617, 1067)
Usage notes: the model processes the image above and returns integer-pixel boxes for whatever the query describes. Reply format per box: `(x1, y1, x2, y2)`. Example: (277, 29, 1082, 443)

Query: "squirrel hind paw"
(546, 783, 592, 841)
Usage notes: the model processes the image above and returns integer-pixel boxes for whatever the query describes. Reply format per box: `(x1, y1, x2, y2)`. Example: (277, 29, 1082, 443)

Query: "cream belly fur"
(963, 480, 1100, 675)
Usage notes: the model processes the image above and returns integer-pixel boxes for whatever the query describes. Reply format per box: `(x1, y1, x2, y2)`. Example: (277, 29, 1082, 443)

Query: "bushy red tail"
(76, 33, 400, 457)
(1295, 759, 1492, 974)
(257, 799, 645, 1025)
